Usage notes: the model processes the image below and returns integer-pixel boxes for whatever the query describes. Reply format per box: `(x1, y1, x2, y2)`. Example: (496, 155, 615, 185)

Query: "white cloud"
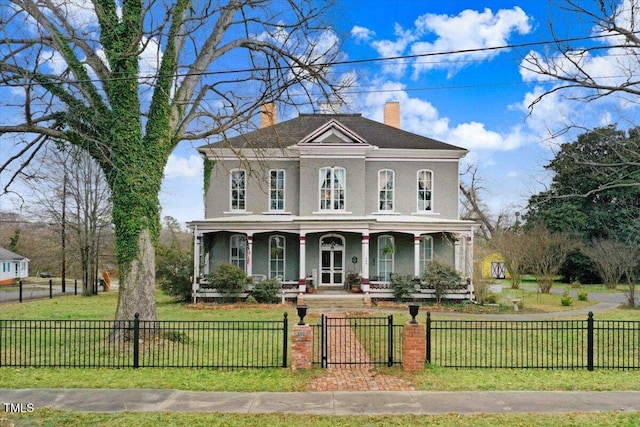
(410, 7, 531, 78)
(351, 25, 375, 43)
(164, 154, 203, 178)
(358, 7, 532, 78)
(356, 79, 533, 152)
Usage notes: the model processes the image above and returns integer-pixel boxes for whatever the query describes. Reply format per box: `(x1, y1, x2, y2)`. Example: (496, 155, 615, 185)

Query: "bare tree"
(0, 1, 346, 323)
(583, 238, 638, 289)
(21, 142, 112, 295)
(491, 230, 529, 289)
(459, 164, 502, 241)
(521, 1, 640, 196)
(524, 224, 580, 293)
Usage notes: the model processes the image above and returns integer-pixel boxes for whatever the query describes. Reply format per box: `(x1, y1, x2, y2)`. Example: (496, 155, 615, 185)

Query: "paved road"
(0, 282, 89, 303)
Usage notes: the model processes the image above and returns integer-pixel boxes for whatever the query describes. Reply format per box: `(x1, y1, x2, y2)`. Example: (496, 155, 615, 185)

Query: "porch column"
(298, 234, 306, 292)
(453, 233, 463, 275)
(192, 227, 201, 300)
(246, 234, 254, 277)
(414, 234, 421, 278)
(361, 234, 370, 293)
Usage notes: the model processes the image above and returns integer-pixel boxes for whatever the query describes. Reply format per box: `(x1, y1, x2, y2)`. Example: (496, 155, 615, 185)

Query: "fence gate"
(314, 314, 401, 368)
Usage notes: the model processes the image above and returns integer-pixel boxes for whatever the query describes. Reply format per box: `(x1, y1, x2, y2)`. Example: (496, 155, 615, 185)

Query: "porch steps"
(298, 292, 370, 310)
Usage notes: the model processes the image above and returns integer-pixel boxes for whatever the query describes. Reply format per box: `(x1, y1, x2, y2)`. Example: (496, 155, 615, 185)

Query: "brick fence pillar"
(291, 324, 313, 370)
(403, 322, 426, 371)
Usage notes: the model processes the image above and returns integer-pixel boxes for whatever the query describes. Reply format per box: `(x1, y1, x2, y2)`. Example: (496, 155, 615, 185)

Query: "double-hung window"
(378, 235, 394, 281)
(230, 234, 246, 272)
(417, 170, 433, 212)
(419, 235, 433, 274)
(230, 169, 246, 211)
(269, 170, 285, 211)
(319, 167, 345, 211)
(378, 169, 394, 212)
(269, 235, 285, 279)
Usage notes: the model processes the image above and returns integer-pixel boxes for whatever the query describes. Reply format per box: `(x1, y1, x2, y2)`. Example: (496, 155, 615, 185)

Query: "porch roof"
(187, 214, 476, 234)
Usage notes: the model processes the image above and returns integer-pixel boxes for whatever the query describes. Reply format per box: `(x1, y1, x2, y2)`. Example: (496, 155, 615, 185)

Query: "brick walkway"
(308, 315, 414, 391)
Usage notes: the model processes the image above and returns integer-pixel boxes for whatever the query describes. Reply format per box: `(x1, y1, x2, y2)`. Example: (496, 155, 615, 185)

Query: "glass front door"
(320, 234, 344, 286)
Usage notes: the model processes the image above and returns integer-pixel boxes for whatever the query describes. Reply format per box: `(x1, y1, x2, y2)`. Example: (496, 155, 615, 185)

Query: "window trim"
(416, 169, 433, 212)
(378, 169, 395, 212)
(268, 169, 286, 212)
(230, 169, 246, 211)
(319, 166, 346, 211)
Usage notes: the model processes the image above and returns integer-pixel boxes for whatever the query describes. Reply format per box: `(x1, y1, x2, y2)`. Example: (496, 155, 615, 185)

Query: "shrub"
(207, 263, 248, 301)
(485, 293, 499, 304)
(577, 289, 588, 301)
(423, 261, 462, 304)
(390, 274, 415, 302)
(561, 289, 574, 306)
(251, 279, 281, 304)
(245, 295, 258, 305)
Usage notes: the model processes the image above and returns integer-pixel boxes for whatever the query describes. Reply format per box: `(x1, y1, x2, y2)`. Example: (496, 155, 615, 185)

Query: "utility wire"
(0, 29, 636, 87)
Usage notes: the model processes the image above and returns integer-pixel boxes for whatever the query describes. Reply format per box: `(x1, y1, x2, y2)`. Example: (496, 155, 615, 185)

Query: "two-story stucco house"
(188, 102, 475, 298)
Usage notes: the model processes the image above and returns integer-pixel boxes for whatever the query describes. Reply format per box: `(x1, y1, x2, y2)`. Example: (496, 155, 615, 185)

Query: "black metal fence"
(312, 314, 403, 367)
(0, 313, 288, 369)
(426, 312, 640, 370)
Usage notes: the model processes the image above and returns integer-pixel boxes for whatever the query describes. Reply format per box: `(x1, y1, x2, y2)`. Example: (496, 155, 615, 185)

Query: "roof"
(200, 113, 466, 152)
(0, 247, 28, 261)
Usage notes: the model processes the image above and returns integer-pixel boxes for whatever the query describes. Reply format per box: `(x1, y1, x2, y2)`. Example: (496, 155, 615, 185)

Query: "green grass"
(1, 291, 639, 426)
(2, 409, 639, 427)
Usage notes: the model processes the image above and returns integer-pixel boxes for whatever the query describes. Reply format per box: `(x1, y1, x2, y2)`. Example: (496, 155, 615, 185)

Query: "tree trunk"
(115, 228, 157, 322)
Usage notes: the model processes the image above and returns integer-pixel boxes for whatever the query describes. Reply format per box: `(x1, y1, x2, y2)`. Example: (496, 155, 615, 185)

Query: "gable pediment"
(299, 119, 368, 145)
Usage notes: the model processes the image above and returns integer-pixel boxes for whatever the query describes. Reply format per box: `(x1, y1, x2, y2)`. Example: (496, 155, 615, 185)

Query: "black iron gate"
(313, 314, 402, 368)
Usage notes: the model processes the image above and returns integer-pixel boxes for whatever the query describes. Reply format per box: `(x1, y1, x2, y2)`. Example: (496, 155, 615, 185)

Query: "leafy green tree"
(525, 126, 640, 282)
(0, 1, 343, 323)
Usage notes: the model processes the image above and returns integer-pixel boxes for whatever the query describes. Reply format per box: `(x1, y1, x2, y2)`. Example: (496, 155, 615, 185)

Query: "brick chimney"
(384, 101, 400, 128)
(260, 103, 277, 128)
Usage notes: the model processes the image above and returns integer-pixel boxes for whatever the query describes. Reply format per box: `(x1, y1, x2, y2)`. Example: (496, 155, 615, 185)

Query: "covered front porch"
(188, 216, 475, 299)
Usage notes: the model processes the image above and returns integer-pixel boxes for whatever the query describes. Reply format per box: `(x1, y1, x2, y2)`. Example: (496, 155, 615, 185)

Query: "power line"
(0, 29, 635, 88)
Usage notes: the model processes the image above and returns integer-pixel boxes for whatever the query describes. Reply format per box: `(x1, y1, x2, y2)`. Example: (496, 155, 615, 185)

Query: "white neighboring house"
(0, 247, 30, 285)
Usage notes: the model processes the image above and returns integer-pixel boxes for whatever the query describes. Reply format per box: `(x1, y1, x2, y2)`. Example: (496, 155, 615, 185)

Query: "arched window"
(319, 166, 345, 211)
(230, 169, 246, 210)
(378, 235, 394, 281)
(419, 235, 433, 274)
(230, 234, 246, 272)
(269, 235, 286, 279)
(269, 170, 285, 211)
(378, 169, 394, 212)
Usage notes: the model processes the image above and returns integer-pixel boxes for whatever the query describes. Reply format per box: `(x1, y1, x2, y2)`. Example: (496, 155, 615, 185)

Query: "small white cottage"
(0, 247, 30, 285)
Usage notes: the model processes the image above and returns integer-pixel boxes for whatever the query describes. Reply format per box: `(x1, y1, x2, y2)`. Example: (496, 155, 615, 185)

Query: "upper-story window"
(230, 234, 246, 272)
(378, 169, 394, 212)
(417, 169, 433, 212)
(269, 170, 285, 211)
(230, 169, 246, 211)
(319, 166, 345, 211)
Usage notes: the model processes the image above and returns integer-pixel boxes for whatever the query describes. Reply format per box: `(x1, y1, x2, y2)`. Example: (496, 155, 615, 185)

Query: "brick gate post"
(403, 322, 426, 371)
(291, 324, 313, 370)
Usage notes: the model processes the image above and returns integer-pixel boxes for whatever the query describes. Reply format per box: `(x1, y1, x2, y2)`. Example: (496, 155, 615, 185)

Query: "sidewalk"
(1, 388, 639, 414)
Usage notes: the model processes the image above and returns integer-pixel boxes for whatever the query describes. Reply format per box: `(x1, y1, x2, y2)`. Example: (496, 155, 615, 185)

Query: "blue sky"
(163, 1, 601, 225)
(2, 1, 637, 227)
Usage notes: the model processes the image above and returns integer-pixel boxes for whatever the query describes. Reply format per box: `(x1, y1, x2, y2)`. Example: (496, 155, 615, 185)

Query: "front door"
(320, 234, 344, 286)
